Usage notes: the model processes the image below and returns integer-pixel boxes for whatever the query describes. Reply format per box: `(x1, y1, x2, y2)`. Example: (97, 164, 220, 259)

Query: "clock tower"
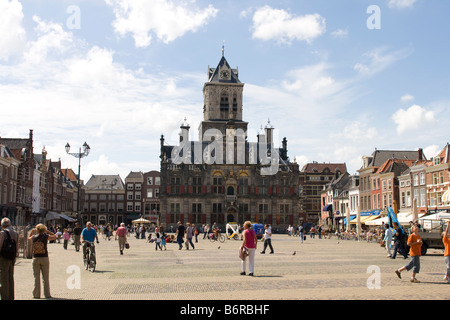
(200, 55, 247, 139)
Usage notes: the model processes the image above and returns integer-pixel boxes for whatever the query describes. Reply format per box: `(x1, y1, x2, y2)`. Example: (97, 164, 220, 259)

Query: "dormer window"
(434, 157, 441, 165)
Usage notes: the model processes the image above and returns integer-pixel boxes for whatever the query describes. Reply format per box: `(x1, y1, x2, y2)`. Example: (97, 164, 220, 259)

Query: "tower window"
(220, 95, 229, 111)
(233, 97, 238, 111)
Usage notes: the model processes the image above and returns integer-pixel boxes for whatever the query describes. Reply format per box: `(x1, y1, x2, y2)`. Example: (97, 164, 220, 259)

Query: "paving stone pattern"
(12, 234, 449, 300)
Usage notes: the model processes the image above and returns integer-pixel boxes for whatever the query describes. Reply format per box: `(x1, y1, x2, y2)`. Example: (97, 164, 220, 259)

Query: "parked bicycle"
(83, 241, 97, 272)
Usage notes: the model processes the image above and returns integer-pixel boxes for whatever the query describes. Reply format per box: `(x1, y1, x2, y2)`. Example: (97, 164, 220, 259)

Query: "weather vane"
(222, 40, 225, 57)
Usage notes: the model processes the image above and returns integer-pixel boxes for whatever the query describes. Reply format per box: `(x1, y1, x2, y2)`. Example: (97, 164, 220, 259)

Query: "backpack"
(1, 230, 17, 260)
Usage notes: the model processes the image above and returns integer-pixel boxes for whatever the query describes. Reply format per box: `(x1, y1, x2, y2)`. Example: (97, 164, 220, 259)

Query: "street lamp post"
(65, 142, 90, 223)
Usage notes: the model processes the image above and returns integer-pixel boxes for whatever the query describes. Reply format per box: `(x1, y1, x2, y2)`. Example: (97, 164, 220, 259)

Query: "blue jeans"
(392, 241, 407, 259)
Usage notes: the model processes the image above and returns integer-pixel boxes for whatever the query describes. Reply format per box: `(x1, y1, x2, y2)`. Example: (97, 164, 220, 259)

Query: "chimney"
(418, 148, 423, 161)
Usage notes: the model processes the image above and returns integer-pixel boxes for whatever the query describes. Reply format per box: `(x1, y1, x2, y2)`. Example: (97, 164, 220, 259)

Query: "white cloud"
(354, 47, 413, 77)
(331, 28, 348, 38)
(0, 0, 26, 61)
(401, 94, 415, 103)
(423, 144, 441, 159)
(0, 15, 206, 180)
(105, 0, 218, 47)
(388, 0, 417, 9)
(392, 104, 436, 135)
(250, 5, 326, 44)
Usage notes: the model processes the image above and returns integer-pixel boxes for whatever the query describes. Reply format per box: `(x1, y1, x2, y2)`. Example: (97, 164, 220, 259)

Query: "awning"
(343, 215, 356, 224)
(46, 211, 60, 221)
(59, 214, 76, 222)
(442, 189, 450, 202)
(322, 205, 332, 211)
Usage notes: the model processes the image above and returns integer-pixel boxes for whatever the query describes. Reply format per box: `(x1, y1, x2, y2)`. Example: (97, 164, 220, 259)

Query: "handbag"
(238, 246, 249, 261)
(125, 242, 130, 249)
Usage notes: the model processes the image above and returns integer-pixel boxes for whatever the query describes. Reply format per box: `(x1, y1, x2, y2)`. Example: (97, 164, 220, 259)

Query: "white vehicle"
(418, 211, 450, 255)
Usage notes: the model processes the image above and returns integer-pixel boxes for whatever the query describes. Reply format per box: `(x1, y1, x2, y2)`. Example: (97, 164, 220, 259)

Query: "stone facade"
(160, 55, 299, 231)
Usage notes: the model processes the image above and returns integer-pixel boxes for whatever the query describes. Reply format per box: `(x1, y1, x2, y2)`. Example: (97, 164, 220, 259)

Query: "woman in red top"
(240, 221, 257, 276)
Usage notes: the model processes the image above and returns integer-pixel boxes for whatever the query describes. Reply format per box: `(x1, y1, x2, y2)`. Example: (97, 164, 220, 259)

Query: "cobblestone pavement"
(12, 234, 449, 300)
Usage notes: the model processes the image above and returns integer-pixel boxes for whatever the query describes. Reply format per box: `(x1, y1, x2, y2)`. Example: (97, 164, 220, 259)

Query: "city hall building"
(159, 54, 299, 231)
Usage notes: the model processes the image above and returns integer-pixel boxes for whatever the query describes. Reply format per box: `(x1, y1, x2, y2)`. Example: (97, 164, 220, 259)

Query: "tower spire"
(222, 40, 225, 57)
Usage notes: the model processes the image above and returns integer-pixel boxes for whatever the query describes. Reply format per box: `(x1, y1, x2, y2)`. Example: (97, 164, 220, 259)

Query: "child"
(56, 229, 62, 244)
(442, 221, 450, 283)
(395, 225, 422, 283)
(161, 232, 167, 250)
(63, 229, 70, 250)
(155, 233, 162, 251)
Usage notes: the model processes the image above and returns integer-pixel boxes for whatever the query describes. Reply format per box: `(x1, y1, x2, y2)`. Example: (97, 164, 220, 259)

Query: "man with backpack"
(0, 218, 19, 300)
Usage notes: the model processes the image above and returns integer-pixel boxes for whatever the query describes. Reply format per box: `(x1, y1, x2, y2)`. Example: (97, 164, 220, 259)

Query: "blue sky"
(1, 0, 449, 181)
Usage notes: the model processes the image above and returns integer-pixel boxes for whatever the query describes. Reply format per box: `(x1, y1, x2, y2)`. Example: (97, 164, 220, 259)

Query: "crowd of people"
(1, 217, 449, 300)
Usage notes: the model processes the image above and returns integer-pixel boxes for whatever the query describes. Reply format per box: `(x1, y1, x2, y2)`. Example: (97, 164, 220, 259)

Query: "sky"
(1, 0, 450, 182)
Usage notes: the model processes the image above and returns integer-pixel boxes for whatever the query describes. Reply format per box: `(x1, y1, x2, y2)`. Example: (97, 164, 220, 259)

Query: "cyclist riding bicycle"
(211, 222, 220, 239)
(81, 221, 99, 259)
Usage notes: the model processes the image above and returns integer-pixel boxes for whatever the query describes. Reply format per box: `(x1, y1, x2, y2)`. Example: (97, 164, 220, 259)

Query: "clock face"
(220, 70, 230, 79)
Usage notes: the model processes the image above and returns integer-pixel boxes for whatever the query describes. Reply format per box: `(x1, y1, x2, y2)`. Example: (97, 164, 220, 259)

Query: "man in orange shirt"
(442, 220, 450, 284)
(395, 225, 422, 283)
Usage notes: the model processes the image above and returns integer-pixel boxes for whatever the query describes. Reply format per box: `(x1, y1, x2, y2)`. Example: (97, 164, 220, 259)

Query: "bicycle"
(83, 241, 97, 272)
(209, 231, 225, 243)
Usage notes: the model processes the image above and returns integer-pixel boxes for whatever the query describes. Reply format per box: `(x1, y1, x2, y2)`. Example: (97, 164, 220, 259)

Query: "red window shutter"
(268, 187, 273, 195)
(202, 214, 206, 224)
(180, 214, 184, 224)
(276, 187, 281, 195)
(255, 187, 259, 195)
(289, 187, 294, 195)
(188, 186, 193, 194)
(166, 186, 171, 194)
(180, 186, 185, 194)
(289, 215, 294, 225)
(268, 215, 272, 224)
(202, 186, 206, 194)
(166, 213, 171, 224)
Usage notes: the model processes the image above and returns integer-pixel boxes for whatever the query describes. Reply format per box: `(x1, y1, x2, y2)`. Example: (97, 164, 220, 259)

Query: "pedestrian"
(0, 218, 19, 300)
(240, 221, 257, 276)
(391, 222, 408, 259)
(260, 224, 274, 254)
(140, 225, 146, 239)
(161, 232, 167, 250)
(442, 221, 450, 283)
(28, 223, 57, 299)
(155, 233, 162, 251)
(176, 221, 185, 250)
(193, 224, 199, 243)
(310, 226, 316, 239)
(115, 222, 128, 255)
(73, 223, 82, 252)
(299, 225, 304, 244)
(203, 224, 209, 239)
(395, 225, 422, 283)
(62, 229, 70, 250)
(185, 223, 195, 250)
(55, 229, 62, 243)
(383, 224, 394, 258)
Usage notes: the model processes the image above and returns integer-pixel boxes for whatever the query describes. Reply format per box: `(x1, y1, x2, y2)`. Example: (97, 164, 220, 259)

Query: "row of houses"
(319, 145, 450, 229)
(2, 129, 449, 231)
(0, 130, 77, 226)
(0, 130, 162, 228)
